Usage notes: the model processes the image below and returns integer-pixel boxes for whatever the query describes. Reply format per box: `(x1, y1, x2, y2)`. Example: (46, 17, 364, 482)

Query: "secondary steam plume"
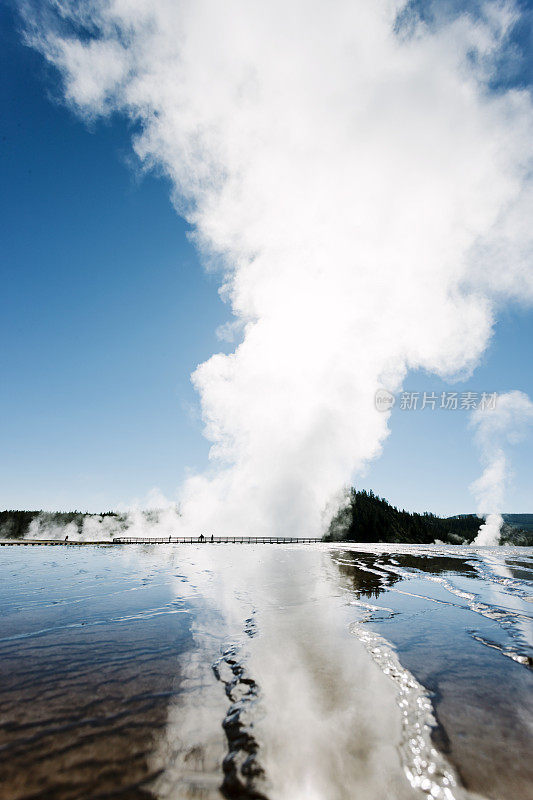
(471, 391, 533, 545)
(24, 0, 533, 536)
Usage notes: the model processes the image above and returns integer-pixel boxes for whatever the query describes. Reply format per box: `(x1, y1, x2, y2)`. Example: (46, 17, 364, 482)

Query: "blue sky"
(1, 1, 532, 515)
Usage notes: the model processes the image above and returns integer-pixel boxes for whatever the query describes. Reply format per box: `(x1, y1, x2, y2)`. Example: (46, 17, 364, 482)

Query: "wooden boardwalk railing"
(113, 536, 321, 544)
(0, 537, 322, 546)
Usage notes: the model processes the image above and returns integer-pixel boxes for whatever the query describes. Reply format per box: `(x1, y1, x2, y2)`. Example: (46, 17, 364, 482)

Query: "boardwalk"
(0, 537, 322, 546)
(114, 536, 321, 544)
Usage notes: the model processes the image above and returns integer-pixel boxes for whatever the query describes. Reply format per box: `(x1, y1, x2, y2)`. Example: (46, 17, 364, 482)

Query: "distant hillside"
(2, 501, 532, 545)
(323, 489, 533, 545)
(502, 514, 533, 532)
(451, 513, 533, 532)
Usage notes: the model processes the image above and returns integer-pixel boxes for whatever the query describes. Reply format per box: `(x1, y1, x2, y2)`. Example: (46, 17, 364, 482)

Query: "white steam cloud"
(24, 0, 533, 536)
(470, 390, 533, 545)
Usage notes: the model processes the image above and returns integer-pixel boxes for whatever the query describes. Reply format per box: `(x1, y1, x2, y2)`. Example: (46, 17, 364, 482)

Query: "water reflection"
(329, 545, 533, 800)
(1, 544, 532, 800)
(334, 552, 401, 598)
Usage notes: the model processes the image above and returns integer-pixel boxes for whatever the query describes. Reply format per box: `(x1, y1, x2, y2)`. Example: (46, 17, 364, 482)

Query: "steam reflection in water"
(0, 544, 531, 800)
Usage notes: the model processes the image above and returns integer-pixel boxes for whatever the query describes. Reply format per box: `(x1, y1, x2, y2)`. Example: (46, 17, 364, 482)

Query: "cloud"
(24, 0, 533, 536)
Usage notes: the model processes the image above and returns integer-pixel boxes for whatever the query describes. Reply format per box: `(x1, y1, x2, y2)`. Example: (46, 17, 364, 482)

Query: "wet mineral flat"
(0, 543, 531, 800)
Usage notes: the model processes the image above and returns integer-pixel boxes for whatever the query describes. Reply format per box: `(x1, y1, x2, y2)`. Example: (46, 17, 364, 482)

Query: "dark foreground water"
(0, 544, 531, 800)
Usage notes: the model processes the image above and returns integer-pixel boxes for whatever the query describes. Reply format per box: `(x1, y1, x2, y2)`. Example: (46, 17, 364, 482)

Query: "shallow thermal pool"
(0, 543, 531, 800)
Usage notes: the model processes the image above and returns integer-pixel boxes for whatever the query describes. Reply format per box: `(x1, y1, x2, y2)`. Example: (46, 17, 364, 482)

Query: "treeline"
(0, 510, 118, 539)
(324, 489, 483, 545)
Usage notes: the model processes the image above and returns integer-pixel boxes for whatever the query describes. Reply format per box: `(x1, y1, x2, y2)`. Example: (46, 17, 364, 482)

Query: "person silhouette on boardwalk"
(210, 534, 214, 543)
(64, 535, 68, 542)
(199, 533, 205, 542)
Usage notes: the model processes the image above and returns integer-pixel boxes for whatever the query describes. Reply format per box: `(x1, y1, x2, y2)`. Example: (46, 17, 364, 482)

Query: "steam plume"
(24, 0, 533, 536)
(470, 391, 533, 545)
